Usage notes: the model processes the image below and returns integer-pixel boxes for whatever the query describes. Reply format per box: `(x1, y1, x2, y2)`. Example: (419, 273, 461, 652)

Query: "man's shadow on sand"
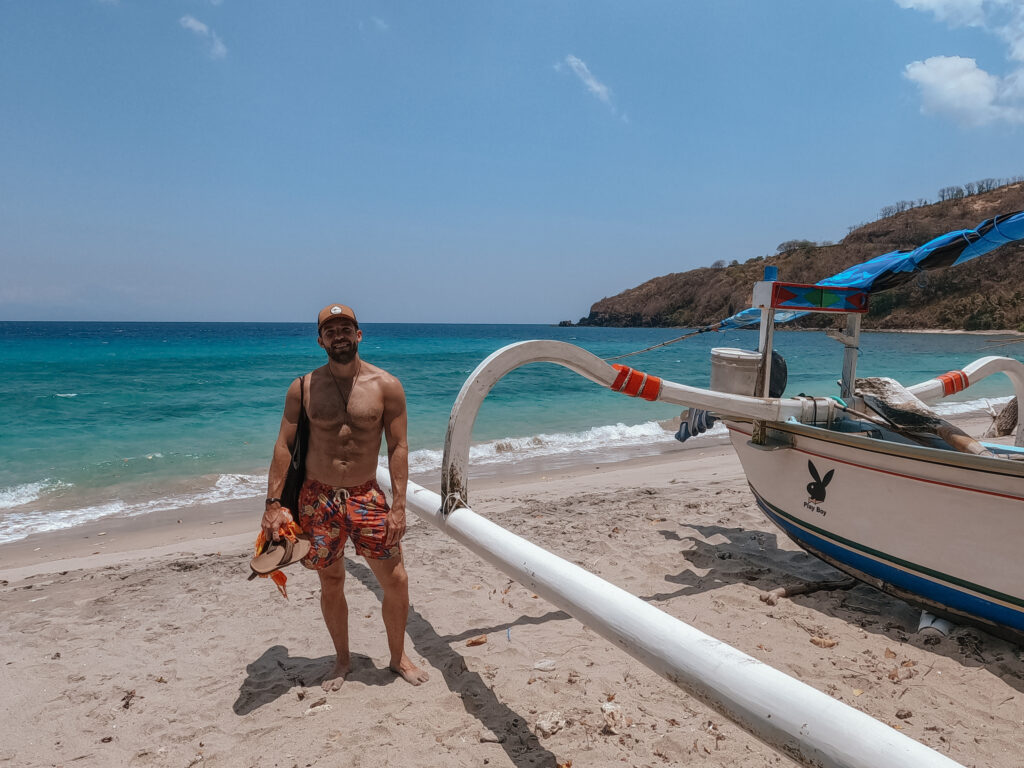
(233, 647, 395, 715)
(234, 559, 555, 767)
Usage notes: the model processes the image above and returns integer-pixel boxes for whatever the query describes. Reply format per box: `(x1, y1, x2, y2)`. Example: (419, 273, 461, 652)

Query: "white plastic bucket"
(710, 348, 761, 396)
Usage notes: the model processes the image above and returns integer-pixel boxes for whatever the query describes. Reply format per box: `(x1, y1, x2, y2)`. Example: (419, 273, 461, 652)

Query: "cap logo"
(331, 306, 342, 315)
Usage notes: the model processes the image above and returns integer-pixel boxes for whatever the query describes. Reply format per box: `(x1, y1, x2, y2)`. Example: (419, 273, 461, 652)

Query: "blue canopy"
(714, 210, 1024, 331)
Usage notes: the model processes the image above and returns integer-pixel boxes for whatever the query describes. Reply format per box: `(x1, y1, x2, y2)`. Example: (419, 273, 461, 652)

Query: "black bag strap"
(290, 374, 309, 469)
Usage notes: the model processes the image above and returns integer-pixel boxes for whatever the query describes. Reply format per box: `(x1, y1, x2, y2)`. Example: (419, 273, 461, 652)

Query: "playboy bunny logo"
(806, 460, 834, 503)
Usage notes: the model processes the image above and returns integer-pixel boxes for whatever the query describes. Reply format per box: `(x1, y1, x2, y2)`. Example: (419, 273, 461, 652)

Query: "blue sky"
(1, 0, 1022, 323)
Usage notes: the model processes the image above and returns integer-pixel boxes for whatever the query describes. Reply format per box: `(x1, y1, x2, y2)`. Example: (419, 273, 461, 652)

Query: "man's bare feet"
(389, 654, 429, 686)
(321, 658, 350, 692)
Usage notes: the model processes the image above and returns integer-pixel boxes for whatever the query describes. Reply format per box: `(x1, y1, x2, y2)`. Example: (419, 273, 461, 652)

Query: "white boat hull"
(728, 421, 1024, 640)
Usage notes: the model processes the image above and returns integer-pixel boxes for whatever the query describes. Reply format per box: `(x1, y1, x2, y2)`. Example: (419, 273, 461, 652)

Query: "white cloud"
(180, 15, 209, 36)
(558, 54, 627, 121)
(359, 17, 390, 34)
(565, 55, 612, 105)
(897, 0, 1024, 126)
(210, 33, 227, 59)
(179, 15, 227, 59)
(894, 0, 987, 26)
(904, 55, 1024, 124)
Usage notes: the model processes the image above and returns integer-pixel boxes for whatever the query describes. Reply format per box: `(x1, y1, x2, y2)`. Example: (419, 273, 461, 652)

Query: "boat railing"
(440, 339, 836, 515)
(907, 355, 1024, 447)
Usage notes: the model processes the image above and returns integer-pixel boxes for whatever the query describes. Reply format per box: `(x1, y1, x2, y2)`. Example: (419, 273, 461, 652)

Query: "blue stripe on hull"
(752, 491, 1024, 636)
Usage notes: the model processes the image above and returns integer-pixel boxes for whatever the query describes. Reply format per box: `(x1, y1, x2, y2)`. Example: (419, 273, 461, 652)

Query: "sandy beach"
(2, 426, 1023, 768)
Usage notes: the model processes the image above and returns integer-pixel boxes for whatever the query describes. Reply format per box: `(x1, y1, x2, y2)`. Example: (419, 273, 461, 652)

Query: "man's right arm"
(262, 377, 302, 541)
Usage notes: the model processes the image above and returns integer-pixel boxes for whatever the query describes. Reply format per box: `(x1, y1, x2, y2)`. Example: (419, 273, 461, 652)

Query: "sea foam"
(0, 473, 266, 545)
(406, 419, 723, 476)
(932, 395, 1012, 417)
(0, 480, 71, 511)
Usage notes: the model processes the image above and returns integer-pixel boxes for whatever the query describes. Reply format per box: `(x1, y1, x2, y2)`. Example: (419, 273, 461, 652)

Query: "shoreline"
(2, 404, 1010, 576)
(3, 419, 1022, 767)
(0, 434, 726, 580)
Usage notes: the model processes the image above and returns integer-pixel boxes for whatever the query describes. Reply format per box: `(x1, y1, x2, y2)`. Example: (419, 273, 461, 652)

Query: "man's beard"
(326, 340, 358, 364)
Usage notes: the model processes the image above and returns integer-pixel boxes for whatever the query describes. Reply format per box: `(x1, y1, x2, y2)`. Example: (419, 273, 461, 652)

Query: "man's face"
(318, 320, 362, 364)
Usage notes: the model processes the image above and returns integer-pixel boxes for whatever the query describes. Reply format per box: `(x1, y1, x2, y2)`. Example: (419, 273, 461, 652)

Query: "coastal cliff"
(578, 181, 1024, 331)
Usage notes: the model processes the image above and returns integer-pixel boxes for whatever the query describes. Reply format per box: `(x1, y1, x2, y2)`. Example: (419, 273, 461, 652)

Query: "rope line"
(603, 325, 720, 362)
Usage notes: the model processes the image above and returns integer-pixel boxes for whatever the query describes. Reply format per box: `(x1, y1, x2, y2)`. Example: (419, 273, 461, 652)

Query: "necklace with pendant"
(327, 361, 360, 410)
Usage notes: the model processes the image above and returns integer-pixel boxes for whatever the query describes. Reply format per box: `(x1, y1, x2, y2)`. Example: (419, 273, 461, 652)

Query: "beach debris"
(885, 648, 897, 658)
(887, 663, 917, 682)
(566, 670, 580, 684)
(533, 659, 556, 672)
(479, 730, 506, 744)
(535, 711, 566, 737)
(155, 676, 167, 684)
(466, 635, 488, 647)
(600, 702, 622, 734)
(296, 690, 306, 701)
(984, 396, 1017, 438)
(853, 689, 864, 697)
(556, 761, 573, 768)
(760, 577, 857, 606)
(51, 652, 60, 660)
(98, 532, 107, 536)
(101, 736, 113, 743)
(121, 689, 136, 710)
(705, 720, 726, 748)
(306, 697, 331, 714)
(896, 709, 913, 720)
(810, 636, 838, 648)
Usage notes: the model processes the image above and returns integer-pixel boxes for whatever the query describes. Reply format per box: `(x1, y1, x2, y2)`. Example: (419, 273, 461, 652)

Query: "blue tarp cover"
(716, 210, 1024, 331)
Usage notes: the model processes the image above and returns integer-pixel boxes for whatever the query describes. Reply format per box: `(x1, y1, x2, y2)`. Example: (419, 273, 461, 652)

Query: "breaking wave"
(0, 473, 266, 545)
(406, 419, 725, 476)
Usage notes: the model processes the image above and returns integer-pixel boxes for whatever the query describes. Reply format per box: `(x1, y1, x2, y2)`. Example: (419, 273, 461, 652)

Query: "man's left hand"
(384, 505, 407, 548)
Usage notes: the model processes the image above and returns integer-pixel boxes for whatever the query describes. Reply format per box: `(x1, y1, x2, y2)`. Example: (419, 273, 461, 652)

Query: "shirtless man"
(261, 303, 429, 690)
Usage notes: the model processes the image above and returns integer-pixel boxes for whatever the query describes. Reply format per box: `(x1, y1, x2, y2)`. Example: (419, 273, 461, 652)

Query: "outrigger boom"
(421, 215, 1024, 766)
(440, 339, 840, 514)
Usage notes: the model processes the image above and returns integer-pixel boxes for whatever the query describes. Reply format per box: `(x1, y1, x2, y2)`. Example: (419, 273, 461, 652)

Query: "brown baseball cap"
(317, 303, 358, 330)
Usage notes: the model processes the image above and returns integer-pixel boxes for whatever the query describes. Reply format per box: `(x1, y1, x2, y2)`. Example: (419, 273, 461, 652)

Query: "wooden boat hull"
(727, 421, 1024, 642)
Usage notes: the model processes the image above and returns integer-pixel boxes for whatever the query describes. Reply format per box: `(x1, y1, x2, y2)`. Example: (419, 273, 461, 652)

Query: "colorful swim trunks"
(296, 477, 398, 568)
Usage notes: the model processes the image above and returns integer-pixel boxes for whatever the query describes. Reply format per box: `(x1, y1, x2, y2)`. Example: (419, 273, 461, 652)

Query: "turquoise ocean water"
(0, 321, 1018, 544)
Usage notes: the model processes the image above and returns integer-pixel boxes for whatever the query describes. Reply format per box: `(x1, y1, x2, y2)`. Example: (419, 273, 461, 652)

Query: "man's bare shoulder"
(359, 361, 404, 390)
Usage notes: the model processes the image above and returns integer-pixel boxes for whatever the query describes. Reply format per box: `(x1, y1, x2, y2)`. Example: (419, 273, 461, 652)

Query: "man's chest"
(307, 387, 383, 432)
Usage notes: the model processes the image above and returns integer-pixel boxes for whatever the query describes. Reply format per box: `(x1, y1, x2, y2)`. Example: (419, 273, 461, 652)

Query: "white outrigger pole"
(385, 468, 965, 768)
(389, 270, 1024, 767)
(375, 334, 975, 768)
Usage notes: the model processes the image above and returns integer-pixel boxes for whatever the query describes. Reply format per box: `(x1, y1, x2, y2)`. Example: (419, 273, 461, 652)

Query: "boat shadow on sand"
(234, 559, 557, 768)
(659, 522, 1024, 693)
